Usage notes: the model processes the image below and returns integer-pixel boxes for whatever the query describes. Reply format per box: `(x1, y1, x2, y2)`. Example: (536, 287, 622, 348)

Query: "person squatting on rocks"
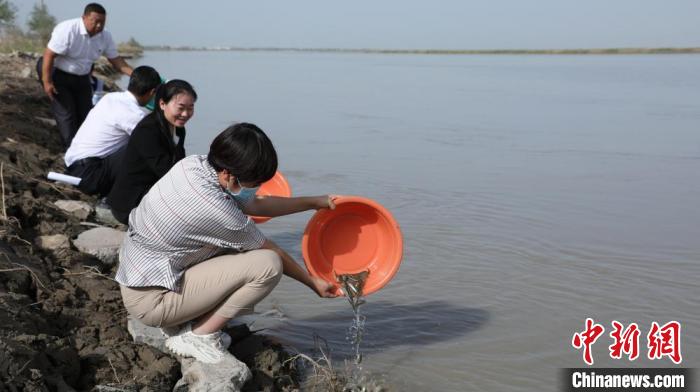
(63, 66, 162, 197)
(37, 3, 133, 148)
(107, 79, 196, 224)
(115, 123, 338, 363)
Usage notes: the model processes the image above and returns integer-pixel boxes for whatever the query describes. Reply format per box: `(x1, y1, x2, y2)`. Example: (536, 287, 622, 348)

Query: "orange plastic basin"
(251, 171, 292, 224)
(302, 196, 403, 296)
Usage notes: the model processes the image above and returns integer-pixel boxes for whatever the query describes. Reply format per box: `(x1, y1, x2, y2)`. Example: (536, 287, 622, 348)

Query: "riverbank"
(0, 53, 299, 391)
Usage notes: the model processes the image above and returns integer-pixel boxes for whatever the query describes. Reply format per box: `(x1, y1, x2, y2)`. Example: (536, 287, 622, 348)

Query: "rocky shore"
(0, 53, 299, 391)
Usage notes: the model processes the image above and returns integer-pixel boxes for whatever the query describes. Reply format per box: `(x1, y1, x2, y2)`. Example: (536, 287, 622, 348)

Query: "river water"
(131, 51, 700, 391)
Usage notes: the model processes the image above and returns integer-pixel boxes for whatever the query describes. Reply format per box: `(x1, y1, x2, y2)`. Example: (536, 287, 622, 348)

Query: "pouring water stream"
(336, 271, 369, 365)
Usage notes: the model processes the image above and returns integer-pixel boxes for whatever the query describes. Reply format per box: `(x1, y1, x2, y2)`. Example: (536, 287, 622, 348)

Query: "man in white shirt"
(37, 3, 133, 148)
(65, 66, 161, 196)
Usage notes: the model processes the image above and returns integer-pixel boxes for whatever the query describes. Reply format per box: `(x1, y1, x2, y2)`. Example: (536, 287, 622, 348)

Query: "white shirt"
(116, 155, 266, 291)
(65, 91, 149, 166)
(48, 17, 118, 76)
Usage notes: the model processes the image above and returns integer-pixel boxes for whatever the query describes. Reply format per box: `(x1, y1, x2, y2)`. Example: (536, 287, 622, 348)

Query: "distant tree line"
(0, 0, 17, 28)
(1, 0, 54, 42)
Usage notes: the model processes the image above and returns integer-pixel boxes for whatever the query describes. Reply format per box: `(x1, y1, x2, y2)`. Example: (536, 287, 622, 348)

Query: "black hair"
(153, 79, 197, 133)
(127, 66, 161, 96)
(84, 3, 106, 15)
(207, 123, 278, 184)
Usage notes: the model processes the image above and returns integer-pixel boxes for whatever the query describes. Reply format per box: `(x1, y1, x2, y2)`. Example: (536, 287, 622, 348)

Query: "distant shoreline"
(142, 46, 700, 55)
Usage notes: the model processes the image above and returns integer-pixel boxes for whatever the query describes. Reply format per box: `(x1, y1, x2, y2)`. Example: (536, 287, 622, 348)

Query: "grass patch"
(286, 334, 392, 392)
(0, 33, 44, 54)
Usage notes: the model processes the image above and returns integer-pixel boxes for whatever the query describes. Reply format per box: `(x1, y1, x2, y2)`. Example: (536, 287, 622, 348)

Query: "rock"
(72, 227, 124, 264)
(93, 385, 138, 392)
(128, 317, 252, 391)
(35, 234, 70, 250)
(54, 200, 93, 220)
(20, 66, 32, 78)
(137, 346, 159, 363)
(94, 59, 120, 78)
(127, 317, 167, 353)
(95, 202, 122, 226)
(9, 50, 37, 59)
(174, 355, 252, 392)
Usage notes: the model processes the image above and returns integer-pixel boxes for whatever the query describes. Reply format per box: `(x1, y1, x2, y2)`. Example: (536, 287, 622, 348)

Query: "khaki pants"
(120, 249, 283, 328)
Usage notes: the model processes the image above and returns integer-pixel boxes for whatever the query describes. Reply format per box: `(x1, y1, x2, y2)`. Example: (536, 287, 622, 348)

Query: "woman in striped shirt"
(116, 123, 338, 364)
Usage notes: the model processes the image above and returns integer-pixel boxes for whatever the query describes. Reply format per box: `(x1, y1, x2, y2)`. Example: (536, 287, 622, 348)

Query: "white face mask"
(226, 177, 259, 203)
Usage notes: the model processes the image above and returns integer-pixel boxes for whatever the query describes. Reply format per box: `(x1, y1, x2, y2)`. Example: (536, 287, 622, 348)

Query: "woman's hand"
(310, 276, 340, 298)
(313, 195, 337, 210)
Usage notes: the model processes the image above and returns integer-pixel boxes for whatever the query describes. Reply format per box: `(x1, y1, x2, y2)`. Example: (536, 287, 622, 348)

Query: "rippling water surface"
(133, 52, 700, 390)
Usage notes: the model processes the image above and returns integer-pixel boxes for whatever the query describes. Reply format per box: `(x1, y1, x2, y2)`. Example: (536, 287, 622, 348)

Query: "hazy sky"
(13, 0, 700, 49)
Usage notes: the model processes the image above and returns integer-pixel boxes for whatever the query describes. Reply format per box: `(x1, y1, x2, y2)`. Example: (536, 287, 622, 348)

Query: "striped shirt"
(115, 155, 266, 291)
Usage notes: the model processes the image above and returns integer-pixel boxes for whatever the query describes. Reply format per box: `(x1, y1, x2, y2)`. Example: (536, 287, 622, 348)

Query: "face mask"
(144, 78, 167, 111)
(145, 95, 156, 111)
(226, 177, 259, 203)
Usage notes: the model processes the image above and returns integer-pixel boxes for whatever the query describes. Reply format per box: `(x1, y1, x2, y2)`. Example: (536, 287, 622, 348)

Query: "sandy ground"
(0, 53, 299, 391)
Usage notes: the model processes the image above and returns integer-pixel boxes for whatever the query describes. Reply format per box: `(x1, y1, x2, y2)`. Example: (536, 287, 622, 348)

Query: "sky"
(12, 0, 700, 50)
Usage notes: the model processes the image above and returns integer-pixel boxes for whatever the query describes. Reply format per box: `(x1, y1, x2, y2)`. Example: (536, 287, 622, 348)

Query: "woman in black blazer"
(107, 80, 197, 224)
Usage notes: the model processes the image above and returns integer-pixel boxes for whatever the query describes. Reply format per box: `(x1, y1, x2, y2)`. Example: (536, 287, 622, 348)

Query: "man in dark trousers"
(37, 3, 133, 148)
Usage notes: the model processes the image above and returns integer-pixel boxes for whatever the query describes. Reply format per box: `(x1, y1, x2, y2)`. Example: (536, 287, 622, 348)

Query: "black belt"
(69, 157, 101, 168)
(54, 68, 90, 77)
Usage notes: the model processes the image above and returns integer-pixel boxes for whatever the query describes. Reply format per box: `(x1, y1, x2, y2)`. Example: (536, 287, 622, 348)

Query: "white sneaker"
(165, 324, 229, 364)
(163, 324, 232, 348)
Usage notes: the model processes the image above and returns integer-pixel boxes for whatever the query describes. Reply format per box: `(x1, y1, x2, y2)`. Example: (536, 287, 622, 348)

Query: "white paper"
(47, 171, 81, 186)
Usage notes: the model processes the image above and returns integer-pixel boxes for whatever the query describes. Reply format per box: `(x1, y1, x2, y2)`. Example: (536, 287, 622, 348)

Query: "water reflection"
(271, 300, 490, 355)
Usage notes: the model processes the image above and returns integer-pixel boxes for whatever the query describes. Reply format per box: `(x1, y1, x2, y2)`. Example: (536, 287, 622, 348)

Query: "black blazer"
(107, 112, 186, 220)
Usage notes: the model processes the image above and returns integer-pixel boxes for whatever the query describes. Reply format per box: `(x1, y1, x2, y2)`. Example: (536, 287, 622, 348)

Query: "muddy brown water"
(130, 52, 700, 391)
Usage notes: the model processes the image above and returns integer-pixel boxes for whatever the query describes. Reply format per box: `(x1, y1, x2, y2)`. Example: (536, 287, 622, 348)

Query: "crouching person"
(64, 65, 161, 197)
(115, 123, 337, 364)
